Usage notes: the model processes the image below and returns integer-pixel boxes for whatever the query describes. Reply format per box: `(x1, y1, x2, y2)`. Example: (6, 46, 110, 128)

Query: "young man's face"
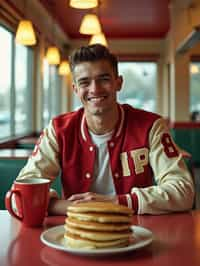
(72, 59, 123, 117)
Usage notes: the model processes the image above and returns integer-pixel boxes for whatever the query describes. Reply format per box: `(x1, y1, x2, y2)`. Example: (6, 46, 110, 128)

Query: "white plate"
(40, 225, 153, 256)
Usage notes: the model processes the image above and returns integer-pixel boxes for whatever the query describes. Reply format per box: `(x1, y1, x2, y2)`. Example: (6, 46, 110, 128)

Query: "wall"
(164, 0, 200, 122)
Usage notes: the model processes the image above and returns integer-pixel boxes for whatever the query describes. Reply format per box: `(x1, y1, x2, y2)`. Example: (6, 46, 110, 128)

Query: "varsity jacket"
(16, 104, 194, 214)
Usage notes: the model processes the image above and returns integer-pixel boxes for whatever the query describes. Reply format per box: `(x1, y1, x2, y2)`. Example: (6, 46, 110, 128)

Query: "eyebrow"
(77, 73, 111, 83)
(98, 73, 112, 79)
(77, 77, 89, 83)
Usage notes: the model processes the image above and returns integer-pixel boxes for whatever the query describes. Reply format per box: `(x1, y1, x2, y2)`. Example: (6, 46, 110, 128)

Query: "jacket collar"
(80, 104, 125, 142)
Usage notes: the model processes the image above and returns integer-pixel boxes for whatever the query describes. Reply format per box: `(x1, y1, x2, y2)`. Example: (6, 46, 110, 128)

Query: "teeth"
(89, 96, 105, 101)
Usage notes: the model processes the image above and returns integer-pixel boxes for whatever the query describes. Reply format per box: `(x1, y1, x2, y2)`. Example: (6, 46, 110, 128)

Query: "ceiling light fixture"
(79, 14, 102, 35)
(58, 61, 71, 75)
(69, 0, 98, 9)
(190, 64, 199, 74)
(45, 1, 61, 65)
(89, 32, 108, 46)
(15, 20, 36, 46)
(46, 46, 60, 65)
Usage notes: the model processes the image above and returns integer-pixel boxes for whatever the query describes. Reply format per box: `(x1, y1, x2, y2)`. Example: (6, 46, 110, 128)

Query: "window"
(15, 43, 33, 135)
(50, 66, 61, 117)
(118, 62, 157, 112)
(0, 26, 12, 138)
(190, 62, 200, 121)
(42, 61, 61, 127)
(72, 93, 82, 111)
(43, 59, 50, 127)
(0, 25, 33, 139)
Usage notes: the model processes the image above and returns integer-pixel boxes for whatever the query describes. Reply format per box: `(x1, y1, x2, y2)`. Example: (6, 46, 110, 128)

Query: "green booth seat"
(170, 122, 200, 166)
(50, 173, 62, 197)
(191, 129, 200, 167)
(16, 143, 35, 150)
(170, 128, 193, 155)
(0, 158, 62, 210)
(0, 158, 27, 209)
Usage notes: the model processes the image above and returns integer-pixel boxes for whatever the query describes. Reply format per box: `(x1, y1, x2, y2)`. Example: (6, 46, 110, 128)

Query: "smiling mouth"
(87, 96, 107, 102)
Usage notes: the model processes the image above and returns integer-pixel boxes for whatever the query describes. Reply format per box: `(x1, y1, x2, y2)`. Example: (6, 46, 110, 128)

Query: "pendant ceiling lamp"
(58, 61, 71, 75)
(46, 46, 60, 65)
(45, 2, 60, 65)
(15, 20, 36, 46)
(89, 32, 108, 47)
(190, 64, 199, 74)
(79, 14, 102, 35)
(70, 0, 98, 9)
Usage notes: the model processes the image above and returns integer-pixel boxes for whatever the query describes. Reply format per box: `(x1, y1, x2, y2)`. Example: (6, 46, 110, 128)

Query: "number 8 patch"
(161, 133, 179, 158)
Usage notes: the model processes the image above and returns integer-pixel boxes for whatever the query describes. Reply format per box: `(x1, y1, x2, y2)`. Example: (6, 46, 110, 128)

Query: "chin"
(86, 103, 113, 116)
(91, 109, 104, 116)
(88, 106, 107, 116)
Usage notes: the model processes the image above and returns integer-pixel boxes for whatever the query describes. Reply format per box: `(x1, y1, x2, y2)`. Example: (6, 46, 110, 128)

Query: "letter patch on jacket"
(131, 148, 149, 174)
(161, 133, 179, 158)
(120, 148, 149, 176)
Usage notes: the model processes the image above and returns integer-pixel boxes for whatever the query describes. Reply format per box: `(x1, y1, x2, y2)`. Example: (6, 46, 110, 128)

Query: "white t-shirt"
(89, 130, 116, 195)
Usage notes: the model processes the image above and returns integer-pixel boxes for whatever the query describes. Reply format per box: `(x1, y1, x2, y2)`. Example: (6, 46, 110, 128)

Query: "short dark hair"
(69, 44, 118, 76)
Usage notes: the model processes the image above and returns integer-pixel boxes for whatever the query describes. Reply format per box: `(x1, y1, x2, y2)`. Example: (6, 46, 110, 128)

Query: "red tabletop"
(1, 210, 200, 266)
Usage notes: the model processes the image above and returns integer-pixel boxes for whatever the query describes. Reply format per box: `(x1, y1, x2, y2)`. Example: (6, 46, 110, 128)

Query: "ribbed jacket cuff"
(117, 193, 138, 213)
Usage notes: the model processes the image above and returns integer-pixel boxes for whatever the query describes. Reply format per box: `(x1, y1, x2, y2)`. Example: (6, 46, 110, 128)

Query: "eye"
(78, 80, 90, 88)
(98, 76, 111, 83)
(102, 77, 110, 81)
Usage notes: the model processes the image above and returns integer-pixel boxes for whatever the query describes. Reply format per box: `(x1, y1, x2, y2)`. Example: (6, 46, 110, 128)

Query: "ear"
(116, 75, 123, 91)
(72, 82, 78, 94)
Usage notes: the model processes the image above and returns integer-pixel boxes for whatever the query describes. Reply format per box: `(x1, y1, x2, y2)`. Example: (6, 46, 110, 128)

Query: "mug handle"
(5, 190, 23, 221)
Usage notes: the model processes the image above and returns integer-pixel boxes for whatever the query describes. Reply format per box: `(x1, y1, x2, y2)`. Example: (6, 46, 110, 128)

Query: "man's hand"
(67, 192, 118, 204)
(48, 192, 118, 215)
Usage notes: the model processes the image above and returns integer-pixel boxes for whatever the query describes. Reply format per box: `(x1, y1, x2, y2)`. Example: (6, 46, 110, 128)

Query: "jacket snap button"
(114, 173, 119, 178)
(110, 142, 114, 147)
(85, 173, 91, 178)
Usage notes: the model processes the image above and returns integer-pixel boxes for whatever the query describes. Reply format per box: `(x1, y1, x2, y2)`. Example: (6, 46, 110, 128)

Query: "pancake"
(67, 211, 132, 223)
(67, 202, 133, 216)
(65, 224, 132, 241)
(64, 202, 134, 249)
(66, 217, 131, 231)
(64, 232, 130, 249)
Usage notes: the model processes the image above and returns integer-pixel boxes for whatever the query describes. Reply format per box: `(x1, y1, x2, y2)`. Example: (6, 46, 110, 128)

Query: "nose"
(90, 79, 102, 92)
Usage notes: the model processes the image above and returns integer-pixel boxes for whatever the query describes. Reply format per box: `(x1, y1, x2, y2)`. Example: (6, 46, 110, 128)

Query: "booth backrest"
(0, 158, 62, 209)
(0, 159, 26, 209)
(170, 122, 200, 166)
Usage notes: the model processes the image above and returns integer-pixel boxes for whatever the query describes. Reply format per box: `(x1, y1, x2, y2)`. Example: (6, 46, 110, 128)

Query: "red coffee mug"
(5, 178, 51, 227)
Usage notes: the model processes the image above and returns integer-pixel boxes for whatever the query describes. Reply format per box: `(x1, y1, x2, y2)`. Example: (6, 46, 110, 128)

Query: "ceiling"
(39, 0, 170, 40)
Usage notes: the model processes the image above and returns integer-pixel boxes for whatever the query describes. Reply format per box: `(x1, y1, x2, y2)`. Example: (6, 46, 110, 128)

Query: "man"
(16, 44, 194, 215)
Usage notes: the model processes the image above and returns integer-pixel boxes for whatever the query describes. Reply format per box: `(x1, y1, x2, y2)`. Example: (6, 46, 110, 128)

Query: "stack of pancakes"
(64, 202, 134, 249)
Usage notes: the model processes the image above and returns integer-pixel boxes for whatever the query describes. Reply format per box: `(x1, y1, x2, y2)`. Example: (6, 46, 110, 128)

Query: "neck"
(85, 105, 119, 135)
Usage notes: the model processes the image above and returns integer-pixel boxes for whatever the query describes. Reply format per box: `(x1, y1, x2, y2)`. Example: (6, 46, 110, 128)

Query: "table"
(16, 137, 37, 149)
(0, 149, 32, 159)
(1, 210, 200, 266)
(17, 137, 37, 145)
